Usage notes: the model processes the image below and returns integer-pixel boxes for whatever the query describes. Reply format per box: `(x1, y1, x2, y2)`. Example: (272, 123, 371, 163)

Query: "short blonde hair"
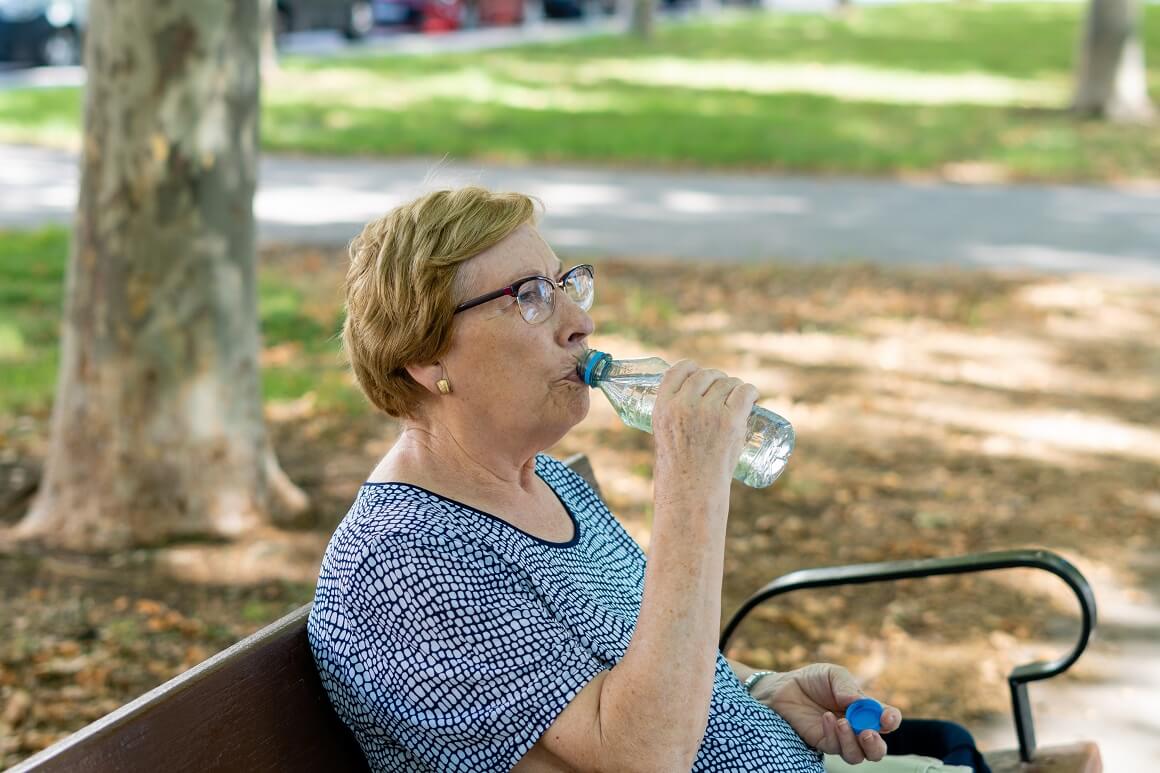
(342, 187, 539, 417)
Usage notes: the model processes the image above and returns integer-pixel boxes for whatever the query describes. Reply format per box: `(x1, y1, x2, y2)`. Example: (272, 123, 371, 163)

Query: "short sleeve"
(340, 533, 606, 772)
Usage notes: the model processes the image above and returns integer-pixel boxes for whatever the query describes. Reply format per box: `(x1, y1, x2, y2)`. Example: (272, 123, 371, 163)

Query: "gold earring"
(436, 378, 452, 395)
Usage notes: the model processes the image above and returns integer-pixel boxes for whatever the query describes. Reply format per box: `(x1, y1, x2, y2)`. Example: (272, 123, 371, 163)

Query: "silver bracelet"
(743, 670, 775, 694)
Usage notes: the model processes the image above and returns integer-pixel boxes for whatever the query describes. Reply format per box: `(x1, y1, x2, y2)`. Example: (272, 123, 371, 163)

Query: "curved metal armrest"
(719, 549, 1097, 763)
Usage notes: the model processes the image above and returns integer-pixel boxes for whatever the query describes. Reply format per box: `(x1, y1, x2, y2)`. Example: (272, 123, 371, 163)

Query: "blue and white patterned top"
(308, 454, 823, 772)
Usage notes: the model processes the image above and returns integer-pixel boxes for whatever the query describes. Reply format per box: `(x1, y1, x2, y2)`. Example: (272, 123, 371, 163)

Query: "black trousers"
(886, 719, 992, 773)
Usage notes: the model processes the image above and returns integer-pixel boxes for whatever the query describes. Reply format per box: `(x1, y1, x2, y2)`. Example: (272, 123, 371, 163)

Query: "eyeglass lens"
(516, 266, 594, 324)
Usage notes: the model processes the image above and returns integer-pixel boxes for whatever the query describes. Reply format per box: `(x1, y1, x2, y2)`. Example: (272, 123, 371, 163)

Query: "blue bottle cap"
(845, 697, 883, 735)
(580, 350, 611, 386)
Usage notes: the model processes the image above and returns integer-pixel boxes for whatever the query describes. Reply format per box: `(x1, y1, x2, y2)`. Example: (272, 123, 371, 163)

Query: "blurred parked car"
(373, 0, 521, 31)
(276, 0, 375, 39)
(371, 0, 419, 28)
(471, 0, 523, 26)
(542, 0, 614, 20)
(0, 0, 86, 66)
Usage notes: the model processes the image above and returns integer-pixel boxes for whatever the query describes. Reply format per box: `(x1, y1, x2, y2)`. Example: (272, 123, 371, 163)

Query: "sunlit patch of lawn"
(0, 3, 1157, 178)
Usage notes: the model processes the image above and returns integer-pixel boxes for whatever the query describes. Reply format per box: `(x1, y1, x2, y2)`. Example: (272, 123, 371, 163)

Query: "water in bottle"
(577, 350, 795, 488)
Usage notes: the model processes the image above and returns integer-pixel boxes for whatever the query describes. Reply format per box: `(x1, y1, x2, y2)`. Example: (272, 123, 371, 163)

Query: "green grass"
(0, 229, 68, 412)
(0, 4, 1157, 179)
(0, 88, 81, 146)
(0, 228, 364, 416)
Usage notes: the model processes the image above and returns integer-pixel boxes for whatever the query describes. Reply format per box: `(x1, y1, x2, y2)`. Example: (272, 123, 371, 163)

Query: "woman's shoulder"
(324, 482, 477, 563)
(352, 479, 461, 526)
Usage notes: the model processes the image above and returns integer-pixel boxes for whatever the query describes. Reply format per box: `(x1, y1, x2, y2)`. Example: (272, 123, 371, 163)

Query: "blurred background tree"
(630, 0, 654, 38)
(261, 0, 280, 74)
(1075, 0, 1154, 120)
(12, 0, 307, 550)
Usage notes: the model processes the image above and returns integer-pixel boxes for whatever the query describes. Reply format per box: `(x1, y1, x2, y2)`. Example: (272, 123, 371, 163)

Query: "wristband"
(743, 670, 775, 694)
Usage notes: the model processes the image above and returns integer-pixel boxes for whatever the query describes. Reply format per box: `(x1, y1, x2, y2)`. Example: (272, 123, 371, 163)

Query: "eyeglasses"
(453, 264, 594, 325)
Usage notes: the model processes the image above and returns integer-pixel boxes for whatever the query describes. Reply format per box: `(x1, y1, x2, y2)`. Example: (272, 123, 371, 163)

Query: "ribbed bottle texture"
(579, 351, 795, 488)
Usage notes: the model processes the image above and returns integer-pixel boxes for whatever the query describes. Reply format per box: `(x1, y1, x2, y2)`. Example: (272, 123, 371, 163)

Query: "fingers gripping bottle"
(578, 350, 795, 488)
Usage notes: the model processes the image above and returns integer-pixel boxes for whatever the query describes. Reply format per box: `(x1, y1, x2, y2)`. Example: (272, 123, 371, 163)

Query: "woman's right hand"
(537, 360, 759, 772)
(651, 360, 758, 498)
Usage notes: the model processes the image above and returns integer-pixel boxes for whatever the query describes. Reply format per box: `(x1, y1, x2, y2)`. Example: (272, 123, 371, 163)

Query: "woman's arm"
(516, 363, 757, 773)
(726, 658, 766, 686)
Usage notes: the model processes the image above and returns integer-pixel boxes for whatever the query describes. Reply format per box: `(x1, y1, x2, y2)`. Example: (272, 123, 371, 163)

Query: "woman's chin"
(552, 385, 590, 427)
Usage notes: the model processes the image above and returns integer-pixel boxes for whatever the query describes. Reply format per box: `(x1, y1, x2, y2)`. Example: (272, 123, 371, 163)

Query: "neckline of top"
(359, 467, 581, 548)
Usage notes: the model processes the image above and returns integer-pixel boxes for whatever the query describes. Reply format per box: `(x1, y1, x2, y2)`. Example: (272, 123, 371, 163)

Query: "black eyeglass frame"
(453, 264, 595, 321)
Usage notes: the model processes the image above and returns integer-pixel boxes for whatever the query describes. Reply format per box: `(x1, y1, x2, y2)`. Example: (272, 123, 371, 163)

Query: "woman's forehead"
(469, 225, 562, 287)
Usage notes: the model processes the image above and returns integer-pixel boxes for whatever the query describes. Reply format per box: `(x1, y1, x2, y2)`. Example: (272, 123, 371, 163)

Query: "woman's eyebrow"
(502, 267, 548, 285)
(504, 263, 563, 284)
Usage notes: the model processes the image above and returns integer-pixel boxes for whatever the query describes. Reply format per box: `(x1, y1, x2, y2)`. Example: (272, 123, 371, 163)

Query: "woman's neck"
(380, 422, 541, 496)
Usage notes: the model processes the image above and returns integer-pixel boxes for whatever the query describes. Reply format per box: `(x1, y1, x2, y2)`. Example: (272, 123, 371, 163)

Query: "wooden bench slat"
(985, 742, 1103, 773)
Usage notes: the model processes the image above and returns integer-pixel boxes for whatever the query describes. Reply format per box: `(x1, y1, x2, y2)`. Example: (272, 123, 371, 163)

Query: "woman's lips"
(561, 354, 588, 384)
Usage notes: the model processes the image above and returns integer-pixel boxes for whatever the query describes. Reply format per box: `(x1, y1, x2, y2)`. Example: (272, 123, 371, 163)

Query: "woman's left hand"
(750, 663, 902, 764)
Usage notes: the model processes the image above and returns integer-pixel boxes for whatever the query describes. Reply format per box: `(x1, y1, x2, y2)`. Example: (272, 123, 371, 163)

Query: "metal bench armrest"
(719, 549, 1097, 763)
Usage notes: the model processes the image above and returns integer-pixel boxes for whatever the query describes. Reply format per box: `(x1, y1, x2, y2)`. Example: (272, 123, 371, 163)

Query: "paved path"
(2, 144, 1158, 282)
(971, 555, 1160, 773)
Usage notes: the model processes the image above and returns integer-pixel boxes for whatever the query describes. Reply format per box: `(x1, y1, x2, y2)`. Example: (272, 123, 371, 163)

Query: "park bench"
(11, 454, 1102, 773)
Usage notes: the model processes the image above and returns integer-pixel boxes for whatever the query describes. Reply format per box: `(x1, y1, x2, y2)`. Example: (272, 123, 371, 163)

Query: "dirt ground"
(1, 248, 1157, 767)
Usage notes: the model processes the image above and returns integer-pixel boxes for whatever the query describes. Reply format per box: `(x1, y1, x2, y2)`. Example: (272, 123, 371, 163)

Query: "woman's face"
(440, 224, 595, 454)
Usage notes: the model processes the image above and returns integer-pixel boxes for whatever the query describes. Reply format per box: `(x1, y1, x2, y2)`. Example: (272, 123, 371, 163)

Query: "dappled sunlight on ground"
(906, 400, 1160, 463)
(269, 56, 1068, 116)
(723, 319, 1154, 402)
(267, 67, 622, 114)
(2, 247, 1157, 762)
(154, 528, 330, 586)
(552, 58, 1067, 108)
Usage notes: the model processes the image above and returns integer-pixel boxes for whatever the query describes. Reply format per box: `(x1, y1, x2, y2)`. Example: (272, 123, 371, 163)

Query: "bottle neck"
(580, 350, 613, 386)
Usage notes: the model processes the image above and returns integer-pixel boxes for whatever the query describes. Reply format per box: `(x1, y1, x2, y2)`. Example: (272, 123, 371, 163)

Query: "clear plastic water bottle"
(578, 350, 795, 488)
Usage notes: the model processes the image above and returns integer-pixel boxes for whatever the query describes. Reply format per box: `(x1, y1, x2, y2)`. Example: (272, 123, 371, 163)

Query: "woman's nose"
(558, 294, 595, 344)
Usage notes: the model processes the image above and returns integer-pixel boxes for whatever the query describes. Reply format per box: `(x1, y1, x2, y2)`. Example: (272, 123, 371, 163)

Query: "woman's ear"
(405, 362, 447, 396)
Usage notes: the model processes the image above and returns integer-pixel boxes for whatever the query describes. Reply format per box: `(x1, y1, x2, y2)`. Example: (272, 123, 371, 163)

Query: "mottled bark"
(15, 0, 306, 550)
(1074, 0, 1154, 122)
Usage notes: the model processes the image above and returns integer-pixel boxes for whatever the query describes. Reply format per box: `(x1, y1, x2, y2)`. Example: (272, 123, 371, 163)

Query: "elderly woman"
(307, 187, 905, 773)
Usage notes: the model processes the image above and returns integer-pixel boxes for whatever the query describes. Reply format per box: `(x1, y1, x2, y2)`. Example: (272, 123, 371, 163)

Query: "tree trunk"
(13, 0, 307, 551)
(1073, 0, 1154, 122)
(630, 0, 653, 39)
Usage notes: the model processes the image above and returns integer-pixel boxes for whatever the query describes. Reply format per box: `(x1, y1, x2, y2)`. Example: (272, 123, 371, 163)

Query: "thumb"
(826, 667, 865, 708)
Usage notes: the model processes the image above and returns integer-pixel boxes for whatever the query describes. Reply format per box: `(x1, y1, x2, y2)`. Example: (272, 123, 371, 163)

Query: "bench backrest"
(11, 602, 368, 772)
(12, 454, 602, 772)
